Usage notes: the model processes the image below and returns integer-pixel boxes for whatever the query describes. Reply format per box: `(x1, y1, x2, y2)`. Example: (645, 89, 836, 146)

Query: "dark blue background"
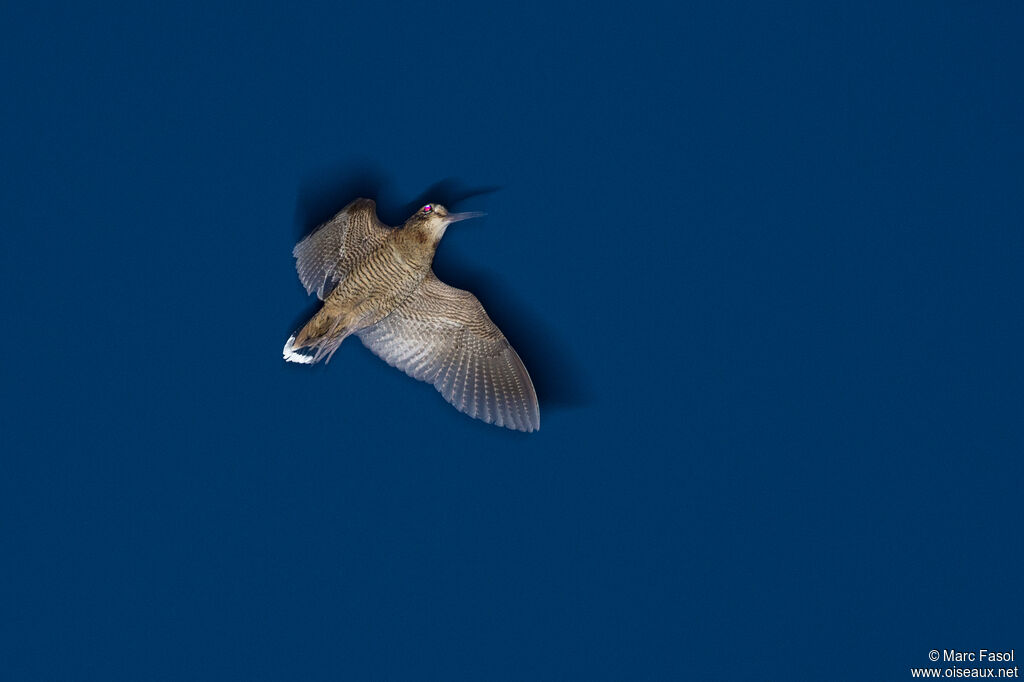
(2, 1, 1021, 679)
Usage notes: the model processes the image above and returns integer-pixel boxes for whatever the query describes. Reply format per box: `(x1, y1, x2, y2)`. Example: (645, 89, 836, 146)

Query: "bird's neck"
(406, 221, 446, 247)
(395, 225, 442, 266)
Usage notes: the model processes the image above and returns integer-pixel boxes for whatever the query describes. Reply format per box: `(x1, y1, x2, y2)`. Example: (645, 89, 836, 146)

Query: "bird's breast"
(327, 242, 430, 325)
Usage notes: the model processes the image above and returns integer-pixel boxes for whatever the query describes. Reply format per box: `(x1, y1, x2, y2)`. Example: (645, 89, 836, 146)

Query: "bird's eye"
(422, 204, 432, 214)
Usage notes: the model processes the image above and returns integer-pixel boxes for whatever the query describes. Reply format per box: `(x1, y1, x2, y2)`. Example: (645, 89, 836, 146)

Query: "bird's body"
(284, 198, 540, 432)
(291, 225, 433, 358)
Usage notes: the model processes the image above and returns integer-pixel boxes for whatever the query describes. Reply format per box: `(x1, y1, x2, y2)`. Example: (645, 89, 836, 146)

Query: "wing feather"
(357, 273, 540, 432)
(293, 198, 391, 299)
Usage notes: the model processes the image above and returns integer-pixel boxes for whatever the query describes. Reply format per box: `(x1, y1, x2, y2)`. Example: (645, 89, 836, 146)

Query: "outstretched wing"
(293, 198, 391, 299)
(357, 273, 540, 432)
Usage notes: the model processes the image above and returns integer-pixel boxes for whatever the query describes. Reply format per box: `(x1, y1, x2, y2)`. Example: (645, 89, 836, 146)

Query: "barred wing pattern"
(293, 198, 391, 300)
(358, 273, 540, 432)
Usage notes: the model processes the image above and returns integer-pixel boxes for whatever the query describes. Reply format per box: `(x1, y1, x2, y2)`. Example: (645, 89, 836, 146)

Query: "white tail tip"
(283, 335, 315, 364)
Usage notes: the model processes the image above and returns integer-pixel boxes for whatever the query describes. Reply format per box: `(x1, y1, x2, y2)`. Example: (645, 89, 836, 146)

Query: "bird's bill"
(444, 211, 486, 224)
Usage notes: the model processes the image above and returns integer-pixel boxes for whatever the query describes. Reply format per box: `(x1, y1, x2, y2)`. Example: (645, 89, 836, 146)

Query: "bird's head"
(405, 203, 485, 242)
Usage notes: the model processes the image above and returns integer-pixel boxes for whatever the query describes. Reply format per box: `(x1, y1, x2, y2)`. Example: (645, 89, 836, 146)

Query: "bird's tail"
(283, 308, 351, 365)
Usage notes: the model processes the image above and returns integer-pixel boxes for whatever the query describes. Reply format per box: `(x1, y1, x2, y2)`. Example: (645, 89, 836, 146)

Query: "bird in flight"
(284, 199, 540, 432)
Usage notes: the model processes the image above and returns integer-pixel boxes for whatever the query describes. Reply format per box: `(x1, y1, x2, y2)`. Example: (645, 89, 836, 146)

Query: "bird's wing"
(357, 272, 540, 432)
(293, 198, 392, 299)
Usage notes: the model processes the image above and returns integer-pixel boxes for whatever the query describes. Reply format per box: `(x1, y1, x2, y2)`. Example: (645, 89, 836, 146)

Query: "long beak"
(444, 211, 486, 225)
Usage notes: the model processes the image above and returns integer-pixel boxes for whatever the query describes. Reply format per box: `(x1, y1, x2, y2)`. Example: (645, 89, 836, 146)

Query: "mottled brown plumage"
(284, 199, 540, 432)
